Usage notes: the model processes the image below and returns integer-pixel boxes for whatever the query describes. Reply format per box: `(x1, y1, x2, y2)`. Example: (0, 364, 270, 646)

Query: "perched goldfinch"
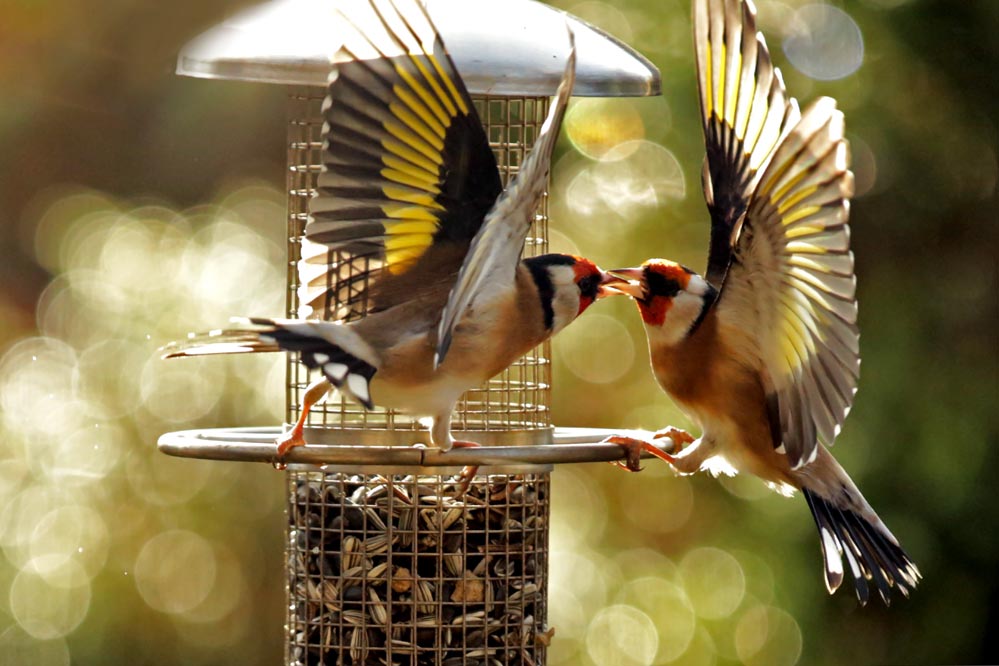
(610, 0, 920, 604)
(163, 0, 621, 456)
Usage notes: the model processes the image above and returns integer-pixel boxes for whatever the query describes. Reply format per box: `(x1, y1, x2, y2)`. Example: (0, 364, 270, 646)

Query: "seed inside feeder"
(287, 471, 551, 666)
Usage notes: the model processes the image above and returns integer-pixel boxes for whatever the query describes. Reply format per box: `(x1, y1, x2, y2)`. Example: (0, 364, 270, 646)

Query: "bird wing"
(300, 0, 502, 319)
(694, 0, 801, 287)
(433, 27, 576, 367)
(715, 97, 858, 469)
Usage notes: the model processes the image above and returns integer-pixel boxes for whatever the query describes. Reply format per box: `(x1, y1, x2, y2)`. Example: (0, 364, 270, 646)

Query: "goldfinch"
(163, 0, 620, 456)
(610, 0, 920, 604)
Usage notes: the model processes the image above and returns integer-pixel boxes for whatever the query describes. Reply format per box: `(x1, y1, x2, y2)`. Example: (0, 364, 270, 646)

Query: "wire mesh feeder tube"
(287, 469, 551, 666)
(285, 89, 555, 665)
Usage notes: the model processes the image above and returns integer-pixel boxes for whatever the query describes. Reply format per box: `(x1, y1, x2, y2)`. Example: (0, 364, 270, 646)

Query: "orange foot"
(273, 377, 329, 468)
(450, 440, 481, 498)
(604, 435, 678, 472)
(276, 426, 307, 459)
(653, 426, 695, 451)
(271, 427, 306, 470)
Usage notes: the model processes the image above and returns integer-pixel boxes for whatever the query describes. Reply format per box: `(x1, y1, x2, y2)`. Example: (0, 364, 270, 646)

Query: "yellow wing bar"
(304, 0, 502, 306)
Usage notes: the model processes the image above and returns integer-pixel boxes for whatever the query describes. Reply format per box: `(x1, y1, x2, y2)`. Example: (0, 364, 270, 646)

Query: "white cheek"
(671, 290, 704, 323)
(687, 274, 711, 297)
(550, 290, 580, 334)
(648, 291, 703, 347)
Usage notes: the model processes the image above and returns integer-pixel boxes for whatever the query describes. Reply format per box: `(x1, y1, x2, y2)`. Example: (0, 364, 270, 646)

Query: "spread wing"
(716, 97, 858, 469)
(434, 27, 576, 366)
(299, 0, 501, 319)
(694, 0, 801, 287)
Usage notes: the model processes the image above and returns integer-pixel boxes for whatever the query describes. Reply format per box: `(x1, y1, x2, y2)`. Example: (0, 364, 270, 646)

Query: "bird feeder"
(159, 1, 661, 664)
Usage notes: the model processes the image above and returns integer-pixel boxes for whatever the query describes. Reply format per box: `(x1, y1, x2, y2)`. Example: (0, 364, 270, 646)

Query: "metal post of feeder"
(164, 1, 660, 664)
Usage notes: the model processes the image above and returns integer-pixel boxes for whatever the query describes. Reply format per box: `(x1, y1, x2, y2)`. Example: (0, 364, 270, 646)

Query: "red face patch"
(637, 296, 670, 327)
(571, 256, 602, 316)
(635, 260, 692, 327)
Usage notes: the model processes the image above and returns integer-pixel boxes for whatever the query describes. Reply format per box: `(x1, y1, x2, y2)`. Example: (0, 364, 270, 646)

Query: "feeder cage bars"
(163, 1, 660, 664)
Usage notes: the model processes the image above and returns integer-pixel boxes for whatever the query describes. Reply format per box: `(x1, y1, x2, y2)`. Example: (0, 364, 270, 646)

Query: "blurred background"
(0, 0, 995, 664)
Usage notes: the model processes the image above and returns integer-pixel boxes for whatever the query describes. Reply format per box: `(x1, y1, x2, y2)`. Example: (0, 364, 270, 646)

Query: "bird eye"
(578, 274, 599, 299)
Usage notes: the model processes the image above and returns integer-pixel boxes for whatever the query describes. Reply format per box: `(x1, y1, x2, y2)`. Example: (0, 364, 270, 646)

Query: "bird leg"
(450, 440, 482, 498)
(276, 377, 331, 459)
(605, 435, 678, 472)
(605, 427, 697, 473)
(663, 435, 715, 475)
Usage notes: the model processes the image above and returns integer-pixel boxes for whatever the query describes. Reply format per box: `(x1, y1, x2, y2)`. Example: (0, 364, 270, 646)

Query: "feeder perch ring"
(157, 426, 670, 471)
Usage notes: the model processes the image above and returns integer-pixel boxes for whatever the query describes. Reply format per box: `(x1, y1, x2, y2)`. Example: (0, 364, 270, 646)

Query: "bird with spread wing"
(163, 0, 622, 462)
(609, 0, 920, 605)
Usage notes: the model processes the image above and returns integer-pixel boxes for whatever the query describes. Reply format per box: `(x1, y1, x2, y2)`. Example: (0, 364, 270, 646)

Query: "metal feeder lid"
(176, 0, 660, 97)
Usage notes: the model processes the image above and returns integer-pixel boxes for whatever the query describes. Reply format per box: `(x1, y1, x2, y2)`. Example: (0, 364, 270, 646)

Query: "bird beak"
(596, 271, 632, 299)
(607, 267, 647, 299)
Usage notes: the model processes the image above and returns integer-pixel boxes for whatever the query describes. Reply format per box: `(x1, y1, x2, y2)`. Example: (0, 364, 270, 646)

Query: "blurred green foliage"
(0, 0, 996, 665)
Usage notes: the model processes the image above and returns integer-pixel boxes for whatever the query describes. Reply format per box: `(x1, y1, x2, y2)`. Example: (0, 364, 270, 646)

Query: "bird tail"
(159, 318, 282, 358)
(798, 450, 921, 605)
(160, 317, 378, 409)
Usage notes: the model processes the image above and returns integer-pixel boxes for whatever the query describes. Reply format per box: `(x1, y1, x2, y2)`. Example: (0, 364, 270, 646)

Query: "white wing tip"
(346, 373, 370, 405)
(324, 362, 349, 383)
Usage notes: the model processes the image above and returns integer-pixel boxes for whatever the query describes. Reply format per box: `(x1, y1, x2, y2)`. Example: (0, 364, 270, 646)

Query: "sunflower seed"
(349, 627, 368, 662)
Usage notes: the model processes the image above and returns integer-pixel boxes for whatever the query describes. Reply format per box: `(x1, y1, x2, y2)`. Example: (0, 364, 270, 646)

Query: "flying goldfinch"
(609, 0, 919, 604)
(163, 0, 622, 457)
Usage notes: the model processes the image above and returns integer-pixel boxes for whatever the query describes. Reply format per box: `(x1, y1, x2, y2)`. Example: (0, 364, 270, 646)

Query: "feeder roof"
(176, 0, 661, 97)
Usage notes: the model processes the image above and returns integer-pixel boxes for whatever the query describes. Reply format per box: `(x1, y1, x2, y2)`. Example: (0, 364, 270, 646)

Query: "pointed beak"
(596, 271, 632, 299)
(606, 267, 647, 299)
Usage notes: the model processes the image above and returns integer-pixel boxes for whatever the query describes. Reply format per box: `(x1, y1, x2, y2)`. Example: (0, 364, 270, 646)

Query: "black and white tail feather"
(161, 318, 378, 409)
(803, 488, 921, 605)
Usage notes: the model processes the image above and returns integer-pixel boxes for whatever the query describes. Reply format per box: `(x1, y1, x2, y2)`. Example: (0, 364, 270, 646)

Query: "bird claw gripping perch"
(604, 428, 693, 472)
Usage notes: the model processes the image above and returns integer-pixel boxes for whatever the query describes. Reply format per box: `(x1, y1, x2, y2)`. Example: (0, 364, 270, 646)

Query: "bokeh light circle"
(0, 337, 80, 438)
(618, 465, 694, 534)
(732, 550, 777, 605)
(613, 548, 680, 583)
(548, 229, 582, 258)
(29, 505, 109, 584)
(566, 99, 645, 160)
(556, 313, 635, 384)
(73, 339, 147, 420)
(134, 529, 217, 615)
(9, 566, 91, 639)
(585, 604, 659, 666)
(0, 626, 70, 666)
(139, 355, 225, 423)
(567, 140, 686, 222)
(617, 576, 698, 663)
(126, 453, 214, 508)
(679, 547, 746, 620)
(783, 4, 864, 81)
(31, 189, 118, 274)
(734, 604, 803, 666)
(549, 547, 613, 617)
(551, 468, 608, 547)
(0, 458, 30, 508)
(0, 485, 68, 570)
(179, 544, 246, 625)
(678, 626, 719, 666)
(48, 423, 126, 484)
